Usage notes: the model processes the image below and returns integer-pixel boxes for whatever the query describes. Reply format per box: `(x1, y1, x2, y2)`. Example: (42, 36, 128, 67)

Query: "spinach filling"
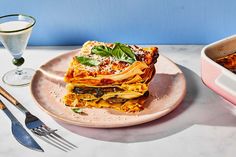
(72, 87, 123, 98)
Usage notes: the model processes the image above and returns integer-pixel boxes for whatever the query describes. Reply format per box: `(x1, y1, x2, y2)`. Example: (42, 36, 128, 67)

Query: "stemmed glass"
(0, 14, 36, 86)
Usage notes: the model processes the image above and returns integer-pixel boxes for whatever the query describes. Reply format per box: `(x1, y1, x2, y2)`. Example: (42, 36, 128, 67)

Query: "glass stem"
(15, 66, 23, 75)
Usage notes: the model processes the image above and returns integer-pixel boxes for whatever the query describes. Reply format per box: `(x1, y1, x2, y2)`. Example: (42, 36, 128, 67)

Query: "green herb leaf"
(91, 45, 112, 57)
(76, 56, 100, 66)
(90, 42, 136, 64)
(112, 43, 136, 63)
(72, 108, 83, 113)
(119, 43, 136, 61)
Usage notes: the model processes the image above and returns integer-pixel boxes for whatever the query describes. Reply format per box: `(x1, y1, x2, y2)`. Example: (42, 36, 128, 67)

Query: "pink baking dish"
(201, 35, 236, 105)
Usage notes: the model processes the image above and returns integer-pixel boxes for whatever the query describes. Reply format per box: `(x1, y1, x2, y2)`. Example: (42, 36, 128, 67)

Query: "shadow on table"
(56, 65, 236, 143)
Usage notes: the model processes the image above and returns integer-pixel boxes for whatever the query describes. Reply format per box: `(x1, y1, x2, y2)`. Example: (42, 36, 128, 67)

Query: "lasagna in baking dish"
(63, 41, 159, 112)
(216, 52, 236, 74)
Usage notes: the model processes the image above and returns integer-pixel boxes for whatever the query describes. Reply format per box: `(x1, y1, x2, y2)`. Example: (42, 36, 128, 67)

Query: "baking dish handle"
(215, 72, 236, 96)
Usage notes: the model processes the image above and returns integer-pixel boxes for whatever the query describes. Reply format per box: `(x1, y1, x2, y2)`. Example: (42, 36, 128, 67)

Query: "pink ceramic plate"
(30, 49, 186, 128)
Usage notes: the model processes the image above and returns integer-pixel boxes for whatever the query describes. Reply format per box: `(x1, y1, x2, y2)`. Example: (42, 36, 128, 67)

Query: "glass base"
(2, 68, 35, 86)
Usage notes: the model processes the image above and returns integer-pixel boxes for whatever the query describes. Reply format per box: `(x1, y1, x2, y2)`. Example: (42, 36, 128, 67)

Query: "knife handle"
(0, 99, 6, 110)
(0, 86, 19, 106)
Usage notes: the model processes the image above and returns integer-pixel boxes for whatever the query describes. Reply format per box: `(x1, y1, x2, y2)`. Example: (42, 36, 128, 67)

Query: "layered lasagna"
(63, 41, 159, 112)
(216, 52, 236, 74)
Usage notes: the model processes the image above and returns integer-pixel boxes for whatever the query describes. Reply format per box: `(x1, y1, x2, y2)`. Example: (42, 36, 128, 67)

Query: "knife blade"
(0, 99, 44, 152)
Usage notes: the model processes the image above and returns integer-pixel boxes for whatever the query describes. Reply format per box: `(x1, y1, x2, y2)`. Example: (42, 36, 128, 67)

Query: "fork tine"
(31, 129, 68, 152)
(51, 132, 78, 148)
(40, 126, 75, 150)
(49, 133, 75, 149)
(37, 127, 72, 151)
(43, 125, 77, 148)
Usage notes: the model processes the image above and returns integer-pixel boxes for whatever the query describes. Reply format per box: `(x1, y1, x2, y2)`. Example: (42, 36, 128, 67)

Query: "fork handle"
(0, 86, 19, 106)
(0, 99, 6, 110)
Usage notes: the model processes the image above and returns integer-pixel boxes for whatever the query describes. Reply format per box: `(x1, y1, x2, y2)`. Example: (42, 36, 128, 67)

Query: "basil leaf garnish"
(72, 108, 83, 113)
(112, 43, 136, 63)
(91, 45, 112, 57)
(88, 42, 137, 64)
(118, 43, 136, 61)
(76, 56, 100, 66)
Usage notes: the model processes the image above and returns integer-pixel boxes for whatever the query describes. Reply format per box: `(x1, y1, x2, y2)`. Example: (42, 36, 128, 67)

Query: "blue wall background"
(1, 0, 236, 45)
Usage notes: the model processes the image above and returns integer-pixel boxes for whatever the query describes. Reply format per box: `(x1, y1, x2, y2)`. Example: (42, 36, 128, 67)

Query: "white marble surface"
(0, 45, 235, 157)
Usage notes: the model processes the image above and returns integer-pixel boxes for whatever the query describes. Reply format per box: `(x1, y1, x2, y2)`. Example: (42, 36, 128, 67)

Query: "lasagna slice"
(63, 41, 159, 112)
